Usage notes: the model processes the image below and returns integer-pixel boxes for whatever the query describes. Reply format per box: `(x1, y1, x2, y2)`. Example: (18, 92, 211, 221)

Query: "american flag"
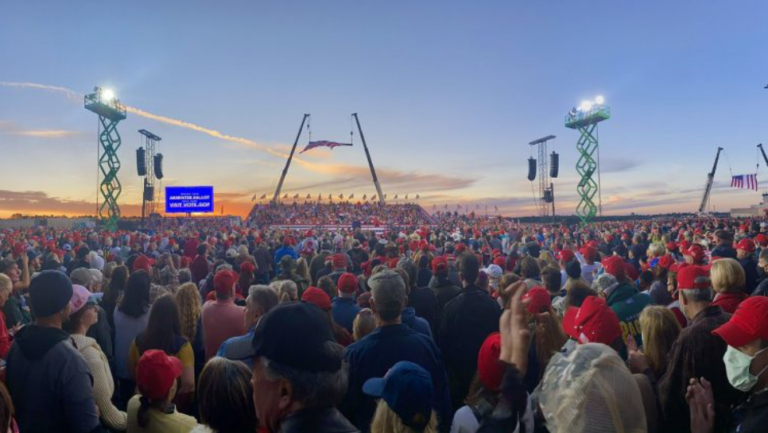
(732, 174, 759, 191)
(300, 141, 353, 154)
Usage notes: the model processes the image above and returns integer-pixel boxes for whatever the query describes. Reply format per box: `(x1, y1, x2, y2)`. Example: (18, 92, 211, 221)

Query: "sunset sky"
(2, 1, 768, 219)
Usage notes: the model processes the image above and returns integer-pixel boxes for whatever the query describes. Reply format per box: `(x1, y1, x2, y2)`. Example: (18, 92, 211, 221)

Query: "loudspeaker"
(136, 147, 146, 176)
(154, 154, 164, 179)
(527, 158, 537, 181)
(550, 152, 559, 178)
(143, 185, 154, 201)
(543, 189, 553, 203)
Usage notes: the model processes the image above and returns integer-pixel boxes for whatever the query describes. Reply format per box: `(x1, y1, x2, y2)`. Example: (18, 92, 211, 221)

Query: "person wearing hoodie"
(392, 267, 433, 339)
(598, 256, 651, 347)
(6, 270, 104, 433)
(65, 284, 127, 431)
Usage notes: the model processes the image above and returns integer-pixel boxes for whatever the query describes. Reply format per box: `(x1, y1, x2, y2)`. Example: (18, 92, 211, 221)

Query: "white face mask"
(724, 345, 768, 392)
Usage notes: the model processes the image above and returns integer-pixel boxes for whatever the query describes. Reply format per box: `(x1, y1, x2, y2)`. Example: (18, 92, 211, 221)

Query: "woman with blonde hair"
(709, 257, 748, 313)
(353, 308, 376, 341)
(630, 306, 681, 378)
(175, 283, 205, 377)
(276, 280, 298, 303)
(295, 257, 311, 284)
(366, 361, 438, 433)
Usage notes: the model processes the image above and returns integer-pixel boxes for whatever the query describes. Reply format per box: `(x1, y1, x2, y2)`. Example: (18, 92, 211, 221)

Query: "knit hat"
(29, 270, 73, 318)
(565, 260, 582, 279)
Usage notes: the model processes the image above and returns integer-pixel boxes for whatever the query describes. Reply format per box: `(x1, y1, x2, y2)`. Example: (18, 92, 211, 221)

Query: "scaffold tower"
(85, 87, 127, 232)
(565, 100, 610, 224)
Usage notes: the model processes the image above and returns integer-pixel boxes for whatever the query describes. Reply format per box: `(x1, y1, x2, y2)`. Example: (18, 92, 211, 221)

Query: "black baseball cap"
(251, 302, 341, 373)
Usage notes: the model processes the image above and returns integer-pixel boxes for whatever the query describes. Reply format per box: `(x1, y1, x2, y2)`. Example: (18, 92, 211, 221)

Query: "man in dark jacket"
(712, 229, 737, 259)
(430, 257, 461, 329)
(398, 259, 438, 331)
(737, 238, 759, 294)
(310, 242, 332, 285)
(753, 248, 768, 296)
(7, 270, 103, 433)
(657, 266, 742, 433)
(438, 254, 501, 412)
(253, 241, 274, 284)
(342, 270, 451, 432)
(250, 302, 358, 433)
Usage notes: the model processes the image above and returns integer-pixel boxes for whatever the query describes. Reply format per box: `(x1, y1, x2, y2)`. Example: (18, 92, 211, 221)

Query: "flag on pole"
(457, 204, 462, 210)
(339, 193, 344, 200)
(384, 194, 387, 199)
(444, 204, 448, 209)
(371, 195, 377, 201)
(394, 194, 398, 200)
(349, 194, 354, 199)
(416, 194, 420, 199)
(318, 193, 322, 201)
(260, 194, 267, 200)
(283, 193, 288, 199)
(405, 194, 409, 200)
(306, 194, 311, 199)
(220, 205, 224, 215)
(732, 174, 759, 191)
(362, 194, 367, 201)
(300, 140, 353, 154)
(328, 194, 332, 200)
(293, 194, 299, 199)
(251, 194, 256, 201)
(494, 205, 499, 212)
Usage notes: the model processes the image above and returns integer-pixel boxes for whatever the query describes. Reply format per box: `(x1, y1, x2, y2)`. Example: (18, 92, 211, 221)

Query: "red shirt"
(711, 291, 748, 314)
(0, 310, 11, 358)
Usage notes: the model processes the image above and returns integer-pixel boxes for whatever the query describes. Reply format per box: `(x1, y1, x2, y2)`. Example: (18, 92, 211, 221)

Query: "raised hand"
(686, 377, 715, 433)
(499, 281, 530, 375)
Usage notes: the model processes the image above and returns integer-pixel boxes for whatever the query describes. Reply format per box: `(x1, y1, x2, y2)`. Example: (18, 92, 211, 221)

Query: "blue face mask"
(724, 345, 768, 392)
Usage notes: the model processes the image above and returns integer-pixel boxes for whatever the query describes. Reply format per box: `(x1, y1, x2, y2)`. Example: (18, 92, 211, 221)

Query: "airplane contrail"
(0, 81, 313, 164)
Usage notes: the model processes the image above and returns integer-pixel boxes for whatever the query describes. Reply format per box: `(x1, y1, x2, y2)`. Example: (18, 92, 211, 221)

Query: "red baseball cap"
(666, 241, 678, 250)
(240, 261, 256, 274)
(522, 287, 551, 315)
(677, 265, 710, 290)
(574, 296, 622, 345)
(658, 255, 675, 270)
(301, 286, 332, 311)
(684, 244, 705, 264)
(477, 333, 504, 392)
(493, 257, 506, 268)
(580, 246, 598, 261)
(602, 256, 625, 280)
(332, 254, 347, 269)
(432, 257, 448, 273)
(557, 249, 575, 262)
(214, 270, 237, 295)
(562, 306, 579, 339)
(337, 273, 358, 295)
(132, 255, 154, 273)
(756, 234, 768, 247)
(737, 238, 756, 253)
(713, 296, 768, 347)
(136, 350, 183, 400)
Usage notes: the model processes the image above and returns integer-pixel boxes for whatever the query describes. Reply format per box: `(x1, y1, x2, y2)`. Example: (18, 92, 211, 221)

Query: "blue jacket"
(341, 324, 451, 433)
(217, 326, 256, 370)
(274, 246, 298, 272)
(331, 297, 361, 334)
(401, 307, 432, 339)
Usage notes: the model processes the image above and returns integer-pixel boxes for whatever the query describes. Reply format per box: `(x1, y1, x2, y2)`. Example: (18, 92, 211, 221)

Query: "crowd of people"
(0, 212, 768, 432)
(247, 202, 435, 227)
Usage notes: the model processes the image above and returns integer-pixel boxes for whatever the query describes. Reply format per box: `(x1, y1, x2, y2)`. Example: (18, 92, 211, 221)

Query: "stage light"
(579, 100, 593, 111)
(595, 95, 605, 105)
(101, 88, 115, 101)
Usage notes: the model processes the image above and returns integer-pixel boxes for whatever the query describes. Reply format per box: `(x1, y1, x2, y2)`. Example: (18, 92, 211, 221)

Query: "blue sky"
(2, 0, 768, 217)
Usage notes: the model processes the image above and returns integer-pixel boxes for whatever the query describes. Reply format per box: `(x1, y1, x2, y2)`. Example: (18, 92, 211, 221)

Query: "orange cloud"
(0, 120, 85, 139)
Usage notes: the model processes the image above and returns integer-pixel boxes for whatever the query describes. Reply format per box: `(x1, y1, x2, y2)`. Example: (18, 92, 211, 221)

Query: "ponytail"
(137, 396, 151, 429)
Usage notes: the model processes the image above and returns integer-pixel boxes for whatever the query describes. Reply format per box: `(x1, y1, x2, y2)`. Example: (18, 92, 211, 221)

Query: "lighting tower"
(85, 87, 127, 232)
(529, 135, 556, 218)
(565, 96, 610, 224)
(138, 129, 162, 223)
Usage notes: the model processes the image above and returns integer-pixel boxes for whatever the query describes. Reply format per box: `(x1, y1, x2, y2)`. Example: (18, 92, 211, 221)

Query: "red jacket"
(0, 310, 12, 358)
(711, 291, 748, 314)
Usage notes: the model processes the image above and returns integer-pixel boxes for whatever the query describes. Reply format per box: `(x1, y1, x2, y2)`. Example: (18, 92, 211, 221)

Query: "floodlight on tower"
(101, 88, 115, 101)
(579, 100, 594, 112)
(595, 95, 605, 105)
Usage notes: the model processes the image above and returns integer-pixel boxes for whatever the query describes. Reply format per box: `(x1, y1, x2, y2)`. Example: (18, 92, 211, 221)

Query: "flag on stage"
(293, 194, 299, 199)
(283, 193, 288, 199)
(318, 193, 323, 201)
(405, 194, 409, 200)
(394, 194, 398, 199)
(251, 194, 256, 201)
(732, 174, 758, 191)
(494, 205, 499, 212)
(349, 194, 354, 199)
(416, 194, 420, 199)
(371, 195, 377, 201)
(328, 194, 332, 200)
(362, 194, 367, 201)
(339, 193, 344, 199)
(300, 140, 353, 154)
(260, 194, 267, 200)
(306, 194, 311, 199)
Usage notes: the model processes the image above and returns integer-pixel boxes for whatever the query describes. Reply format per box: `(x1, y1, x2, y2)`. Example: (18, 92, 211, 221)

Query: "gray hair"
(591, 274, 618, 296)
(248, 285, 278, 314)
(70, 268, 93, 287)
(178, 268, 192, 284)
(261, 343, 348, 408)
(680, 287, 714, 304)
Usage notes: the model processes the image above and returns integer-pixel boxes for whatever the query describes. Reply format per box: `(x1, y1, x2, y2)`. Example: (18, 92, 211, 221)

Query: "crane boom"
(759, 143, 768, 167)
(698, 147, 724, 213)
